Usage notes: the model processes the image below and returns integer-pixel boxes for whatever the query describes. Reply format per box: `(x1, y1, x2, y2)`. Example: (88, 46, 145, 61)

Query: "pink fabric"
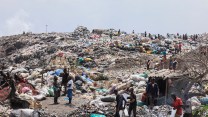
(22, 87, 31, 93)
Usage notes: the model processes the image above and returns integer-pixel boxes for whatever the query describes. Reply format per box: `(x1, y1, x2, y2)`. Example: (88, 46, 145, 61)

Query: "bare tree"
(178, 34, 208, 99)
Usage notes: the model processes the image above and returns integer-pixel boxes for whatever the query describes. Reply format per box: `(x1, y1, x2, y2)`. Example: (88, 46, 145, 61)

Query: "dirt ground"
(41, 94, 91, 116)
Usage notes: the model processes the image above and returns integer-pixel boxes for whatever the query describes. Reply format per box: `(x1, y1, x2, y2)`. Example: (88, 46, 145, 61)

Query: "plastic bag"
(90, 114, 106, 117)
(199, 97, 208, 105)
(170, 109, 177, 117)
(33, 94, 46, 101)
(100, 96, 116, 102)
(131, 75, 147, 82)
(10, 109, 39, 117)
(48, 87, 54, 97)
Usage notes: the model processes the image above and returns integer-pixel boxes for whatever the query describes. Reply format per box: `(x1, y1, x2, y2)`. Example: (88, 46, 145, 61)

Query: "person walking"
(171, 93, 183, 117)
(178, 42, 182, 53)
(147, 60, 151, 70)
(67, 76, 73, 105)
(128, 87, 137, 117)
(118, 29, 121, 36)
(169, 57, 173, 70)
(174, 43, 179, 54)
(173, 58, 178, 72)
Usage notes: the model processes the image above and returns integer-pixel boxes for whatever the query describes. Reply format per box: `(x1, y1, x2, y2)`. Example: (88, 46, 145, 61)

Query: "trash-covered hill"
(0, 27, 208, 117)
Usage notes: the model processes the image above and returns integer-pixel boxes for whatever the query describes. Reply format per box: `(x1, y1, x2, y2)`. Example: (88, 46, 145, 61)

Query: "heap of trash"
(0, 27, 208, 117)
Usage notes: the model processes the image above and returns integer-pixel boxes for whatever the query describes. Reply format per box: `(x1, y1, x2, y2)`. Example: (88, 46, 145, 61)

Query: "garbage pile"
(0, 26, 208, 116)
(73, 26, 90, 38)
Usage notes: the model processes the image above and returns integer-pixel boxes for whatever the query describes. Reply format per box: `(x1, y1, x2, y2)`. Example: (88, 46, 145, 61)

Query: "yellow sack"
(85, 58, 92, 62)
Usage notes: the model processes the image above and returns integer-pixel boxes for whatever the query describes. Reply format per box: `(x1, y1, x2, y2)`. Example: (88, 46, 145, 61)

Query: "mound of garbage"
(0, 27, 208, 117)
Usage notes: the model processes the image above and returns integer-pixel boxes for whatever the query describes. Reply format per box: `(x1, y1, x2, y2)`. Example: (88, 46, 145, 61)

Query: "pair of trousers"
(128, 106, 136, 117)
(54, 97, 58, 103)
(67, 89, 73, 104)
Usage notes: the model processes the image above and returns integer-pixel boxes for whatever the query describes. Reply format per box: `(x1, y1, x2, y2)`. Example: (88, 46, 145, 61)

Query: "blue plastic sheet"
(200, 97, 208, 105)
(48, 69, 63, 76)
(90, 114, 106, 117)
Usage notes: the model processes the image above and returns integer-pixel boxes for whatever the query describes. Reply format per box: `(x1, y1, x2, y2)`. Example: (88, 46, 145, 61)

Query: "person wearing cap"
(146, 78, 159, 108)
(171, 93, 183, 117)
(114, 89, 126, 117)
(128, 87, 137, 117)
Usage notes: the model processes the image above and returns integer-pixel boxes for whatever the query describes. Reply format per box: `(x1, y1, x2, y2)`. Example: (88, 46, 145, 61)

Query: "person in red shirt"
(171, 93, 183, 117)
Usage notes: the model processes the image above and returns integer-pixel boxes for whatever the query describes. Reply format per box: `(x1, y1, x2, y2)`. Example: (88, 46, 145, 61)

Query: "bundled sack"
(12, 68, 28, 74)
(188, 97, 201, 106)
(10, 109, 39, 117)
(33, 94, 46, 101)
(27, 71, 40, 80)
(19, 93, 34, 100)
(136, 81, 147, 88)
(29, 100, 42, 109)
(136, 93, 143, 101)
(101, 96, 116, 102)
(20, 73, 29, 78)
(39, 86, 50, 96)
(131, 74, 148, 82)
(47, 87, 54, 97)
(34, 78, 42, 84)
(117, 81, 133, 91)
(199, 97, 208, 105)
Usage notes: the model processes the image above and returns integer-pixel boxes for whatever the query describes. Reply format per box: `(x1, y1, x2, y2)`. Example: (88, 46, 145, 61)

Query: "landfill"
(0, 26, 208, 117)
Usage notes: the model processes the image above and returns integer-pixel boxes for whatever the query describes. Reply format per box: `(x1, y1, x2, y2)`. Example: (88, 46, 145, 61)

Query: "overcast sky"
(0, 0, 208, 36)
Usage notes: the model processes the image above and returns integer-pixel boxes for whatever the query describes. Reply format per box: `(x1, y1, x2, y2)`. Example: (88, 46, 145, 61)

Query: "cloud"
(4, 9, 32, 35)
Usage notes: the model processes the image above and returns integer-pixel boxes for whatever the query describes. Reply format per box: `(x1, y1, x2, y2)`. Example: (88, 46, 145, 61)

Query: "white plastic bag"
(170, 109, 177, 117)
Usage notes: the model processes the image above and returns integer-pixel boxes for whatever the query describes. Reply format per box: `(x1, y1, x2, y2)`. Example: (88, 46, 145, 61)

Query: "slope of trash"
(0, 27, 208, 117)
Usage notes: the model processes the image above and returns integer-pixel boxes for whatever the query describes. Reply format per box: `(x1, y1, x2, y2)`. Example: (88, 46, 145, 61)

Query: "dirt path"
(41, 94, 91, 116)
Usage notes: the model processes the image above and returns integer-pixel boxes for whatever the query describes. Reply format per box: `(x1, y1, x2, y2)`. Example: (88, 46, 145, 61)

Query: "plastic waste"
(90, 114, 106, 117)
(199, 97, 208, 105)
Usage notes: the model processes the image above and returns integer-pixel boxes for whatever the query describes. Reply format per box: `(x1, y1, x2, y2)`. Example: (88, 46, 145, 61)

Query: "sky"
(0, 0, 208, 36)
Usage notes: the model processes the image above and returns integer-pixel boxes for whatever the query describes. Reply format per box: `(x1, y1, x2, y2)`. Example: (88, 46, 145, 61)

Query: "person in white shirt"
(67, 76, 73, 104)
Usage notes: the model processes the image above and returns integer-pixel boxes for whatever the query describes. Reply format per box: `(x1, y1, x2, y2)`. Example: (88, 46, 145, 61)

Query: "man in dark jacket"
(146, 78, 159, 108)
(128, 87, 137, 117)
(61, 68, 68, 95)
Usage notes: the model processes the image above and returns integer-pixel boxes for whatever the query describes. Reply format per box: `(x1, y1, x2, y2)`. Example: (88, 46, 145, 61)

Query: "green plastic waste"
(137, 101, 145, 106)
(138, 72, 148, 78)
(48, 87, 54, 97)
(79, 57, 84, 63)
(152, 50, 157, 54)
(96, 88, 108, 93)
(90, 114, 106, 117)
